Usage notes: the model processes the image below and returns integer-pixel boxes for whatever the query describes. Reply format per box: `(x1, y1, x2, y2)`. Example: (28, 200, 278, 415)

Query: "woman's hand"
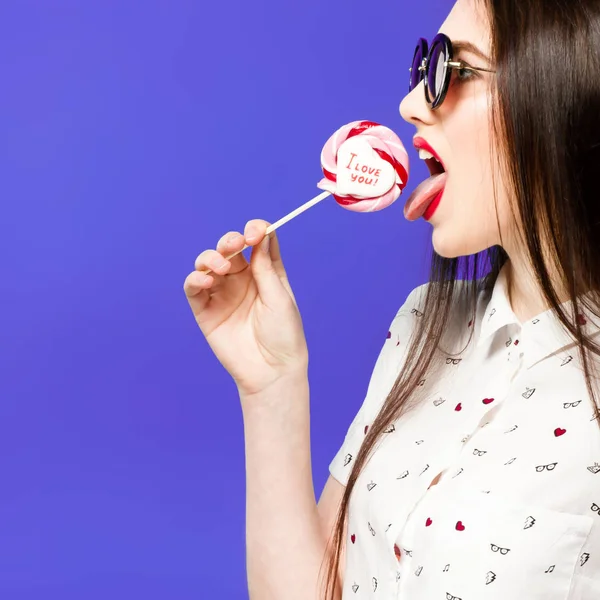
(184, 219, 308, 398)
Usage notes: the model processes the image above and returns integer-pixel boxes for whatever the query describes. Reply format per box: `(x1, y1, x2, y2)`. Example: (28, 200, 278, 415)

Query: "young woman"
(183, 0, 600, 598)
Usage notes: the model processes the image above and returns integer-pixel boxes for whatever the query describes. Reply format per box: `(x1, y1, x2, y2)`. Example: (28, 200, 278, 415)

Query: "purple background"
(1, 0, 452, 597)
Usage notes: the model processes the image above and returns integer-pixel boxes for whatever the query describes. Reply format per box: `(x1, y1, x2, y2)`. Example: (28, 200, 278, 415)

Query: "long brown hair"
(319, 0, 600, 597)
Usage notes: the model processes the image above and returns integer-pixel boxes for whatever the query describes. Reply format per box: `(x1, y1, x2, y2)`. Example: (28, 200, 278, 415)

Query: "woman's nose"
(399, 79, 431, 125)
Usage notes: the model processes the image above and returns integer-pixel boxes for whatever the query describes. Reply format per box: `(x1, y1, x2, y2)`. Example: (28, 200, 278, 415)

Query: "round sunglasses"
(409, 33, 496, 110)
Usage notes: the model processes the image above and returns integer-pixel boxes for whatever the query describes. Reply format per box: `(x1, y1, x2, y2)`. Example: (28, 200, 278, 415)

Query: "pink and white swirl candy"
(317, 120, 410, 212)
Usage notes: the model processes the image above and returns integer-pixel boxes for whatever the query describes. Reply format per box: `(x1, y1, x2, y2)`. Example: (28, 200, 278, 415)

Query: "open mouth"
(426, 156, 446, 176)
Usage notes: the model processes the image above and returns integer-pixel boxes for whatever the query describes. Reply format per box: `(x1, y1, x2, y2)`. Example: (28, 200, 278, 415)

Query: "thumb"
(250, 233, 289, 306)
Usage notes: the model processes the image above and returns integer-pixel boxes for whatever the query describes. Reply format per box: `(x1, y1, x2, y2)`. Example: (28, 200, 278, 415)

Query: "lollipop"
(317, 120, 409, 212)
(204, 120, 410, 274)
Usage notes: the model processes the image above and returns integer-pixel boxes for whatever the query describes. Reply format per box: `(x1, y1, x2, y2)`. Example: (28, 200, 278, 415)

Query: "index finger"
(215, 231, 251, 274)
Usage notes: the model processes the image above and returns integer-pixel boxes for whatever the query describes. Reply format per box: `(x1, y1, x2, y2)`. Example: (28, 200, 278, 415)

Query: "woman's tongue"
(404, 172, 447, 221)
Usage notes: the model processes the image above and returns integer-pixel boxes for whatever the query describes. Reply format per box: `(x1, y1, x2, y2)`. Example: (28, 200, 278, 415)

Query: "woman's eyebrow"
(452, 40, 491, 63)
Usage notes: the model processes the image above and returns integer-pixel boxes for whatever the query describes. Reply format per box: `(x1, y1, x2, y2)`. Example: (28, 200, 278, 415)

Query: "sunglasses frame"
(409, 33, 496, 110)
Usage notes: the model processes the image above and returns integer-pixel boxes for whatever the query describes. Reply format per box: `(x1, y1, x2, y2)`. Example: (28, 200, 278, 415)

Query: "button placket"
(457, 357, 517, 451)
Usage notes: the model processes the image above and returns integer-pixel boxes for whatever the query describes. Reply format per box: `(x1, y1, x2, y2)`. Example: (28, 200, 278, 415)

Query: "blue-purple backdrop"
(1, 0, 454, 597)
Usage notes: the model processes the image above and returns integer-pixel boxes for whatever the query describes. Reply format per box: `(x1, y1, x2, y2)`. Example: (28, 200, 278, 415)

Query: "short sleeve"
(328, 282, 429, 486)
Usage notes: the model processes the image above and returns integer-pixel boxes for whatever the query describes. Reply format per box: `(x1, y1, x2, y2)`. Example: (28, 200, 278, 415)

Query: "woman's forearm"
(241, 374, 330, 600)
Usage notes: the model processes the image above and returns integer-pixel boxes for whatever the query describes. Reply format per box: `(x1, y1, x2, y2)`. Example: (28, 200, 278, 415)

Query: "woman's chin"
(432, 225, 467, 259)
(432, 235, 458, 259)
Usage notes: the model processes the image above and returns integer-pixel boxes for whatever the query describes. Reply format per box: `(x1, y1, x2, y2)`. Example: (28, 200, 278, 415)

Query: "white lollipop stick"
(204, 190, 332, 275)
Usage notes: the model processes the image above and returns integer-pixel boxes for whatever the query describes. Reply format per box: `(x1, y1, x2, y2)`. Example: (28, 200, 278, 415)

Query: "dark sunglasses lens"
(428, 41, 448, 100)
(410, 45, 424, 92)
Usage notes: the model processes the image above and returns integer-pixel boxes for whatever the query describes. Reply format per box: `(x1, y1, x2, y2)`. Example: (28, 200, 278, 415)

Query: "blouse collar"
(476, 261, 600, 370)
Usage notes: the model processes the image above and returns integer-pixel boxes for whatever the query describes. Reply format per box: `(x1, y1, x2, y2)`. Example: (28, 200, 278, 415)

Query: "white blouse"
(329, 261, 600, 599)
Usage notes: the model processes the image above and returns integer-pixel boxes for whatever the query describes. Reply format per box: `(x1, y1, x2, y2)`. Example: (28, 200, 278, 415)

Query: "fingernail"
(246, 227, 258, 240)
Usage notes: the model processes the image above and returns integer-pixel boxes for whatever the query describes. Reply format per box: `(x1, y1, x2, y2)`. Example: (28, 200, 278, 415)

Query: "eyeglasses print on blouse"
(536, 462, 558, 472)
(564, 400, 582, 409)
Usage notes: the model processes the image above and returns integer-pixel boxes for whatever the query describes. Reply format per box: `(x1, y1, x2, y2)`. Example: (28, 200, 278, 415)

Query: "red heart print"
(482, 398, 495, 405)
(577, 313, 587, 326)
(554, 427, 567, 437)
(387, 331, 392, 339)
(394, 544, 402, 560)
(426, 517, 433, 527)
(351, 534, 356, 544)
(364, 425, 369, 435)
(456, 521, 465, 531)
(455, 403, 462, 412)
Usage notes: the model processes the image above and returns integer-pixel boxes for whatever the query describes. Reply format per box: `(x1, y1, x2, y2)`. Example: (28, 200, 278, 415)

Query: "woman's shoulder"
(388, 276, 491, 355)
(394, 276, 489, 319)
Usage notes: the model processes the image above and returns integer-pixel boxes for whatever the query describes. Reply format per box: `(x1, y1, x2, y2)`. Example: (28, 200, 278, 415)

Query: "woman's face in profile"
(400, 0, 514, 260)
